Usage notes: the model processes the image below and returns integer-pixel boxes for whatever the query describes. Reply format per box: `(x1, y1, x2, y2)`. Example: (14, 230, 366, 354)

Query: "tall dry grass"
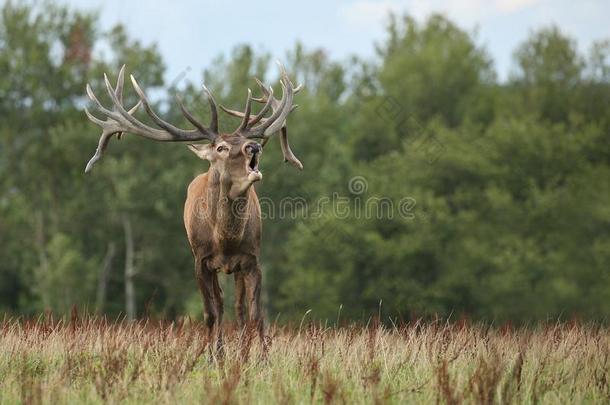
(0, 314, 609, 404)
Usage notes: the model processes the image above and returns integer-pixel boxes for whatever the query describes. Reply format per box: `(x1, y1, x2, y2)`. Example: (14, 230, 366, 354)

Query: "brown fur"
(184, 135, 265, 351)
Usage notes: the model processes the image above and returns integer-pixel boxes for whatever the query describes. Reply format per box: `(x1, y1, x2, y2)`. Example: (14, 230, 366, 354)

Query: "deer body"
(184, 170, 262, 269)
(184, 167, 263, 338)
(84, 64, 302, 349)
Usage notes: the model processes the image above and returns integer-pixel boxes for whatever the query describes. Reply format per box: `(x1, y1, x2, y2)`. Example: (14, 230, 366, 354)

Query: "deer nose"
(245, 143, 261, 154)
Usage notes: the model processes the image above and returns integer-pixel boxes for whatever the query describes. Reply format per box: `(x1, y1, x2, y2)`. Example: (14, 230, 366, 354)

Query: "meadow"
(1, 316, 609, 404)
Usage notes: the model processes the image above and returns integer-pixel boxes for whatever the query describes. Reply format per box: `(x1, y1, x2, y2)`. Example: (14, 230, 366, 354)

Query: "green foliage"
(0, 3, 608, 322)
(33, 232, 97, 312)
(511, 26, 585, 123)
(350, 14, 495, 162)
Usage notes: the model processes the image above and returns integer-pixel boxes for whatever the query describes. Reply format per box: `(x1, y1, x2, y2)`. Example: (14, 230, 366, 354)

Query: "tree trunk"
(34, 211, 50, 309)
(122, 214, 136, 320)
(96, 242, 116, 314)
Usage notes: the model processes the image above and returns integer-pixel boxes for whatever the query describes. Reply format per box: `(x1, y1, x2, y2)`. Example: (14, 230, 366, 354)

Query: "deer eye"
(216, 145, 226, 153)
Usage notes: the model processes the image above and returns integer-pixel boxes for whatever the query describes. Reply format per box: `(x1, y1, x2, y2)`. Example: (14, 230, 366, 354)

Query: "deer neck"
(207, 168, 251, 243)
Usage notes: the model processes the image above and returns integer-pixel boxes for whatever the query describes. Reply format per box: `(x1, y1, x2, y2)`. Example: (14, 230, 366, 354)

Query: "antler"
(221, 62, 303, 170)
(84, 65, 219, 173)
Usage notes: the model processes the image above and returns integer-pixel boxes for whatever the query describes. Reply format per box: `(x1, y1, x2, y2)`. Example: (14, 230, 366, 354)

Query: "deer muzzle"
(245, 143, 262, 182)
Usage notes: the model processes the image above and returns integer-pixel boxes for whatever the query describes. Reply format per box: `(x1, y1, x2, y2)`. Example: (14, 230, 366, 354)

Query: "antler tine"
(84, 106, 105, 127)
(104, 74, 160, 135)
(222, 64, 300, 135)
(249, 85, 274, 126)
(115, 65, 143, 139)
(176, 95, 208, 134)
(128, 100, 142, 115)
(258, 79, 293, 136)
(246, 79, 291, 138)
(251, 75, 302, 103)
(219, 84, 274, 127)
(86, 82, 122, 121)
(279, 127, 303, 170)
(129, 75, 185, 136)
(252, 77, 271, 103)
(277, 61, 303, 94)
(202, 84, 219, 133)
(84, 130, 114, 173)
(239, 89, 252, 130)
(219, 104, 247, 119)
(116, 64, 126, 103)
(130, 75, 216, 141)
(110, 65, 140, 139)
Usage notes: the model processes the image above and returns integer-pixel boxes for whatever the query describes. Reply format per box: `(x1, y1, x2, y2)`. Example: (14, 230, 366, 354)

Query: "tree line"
(0, 2, 608, 322)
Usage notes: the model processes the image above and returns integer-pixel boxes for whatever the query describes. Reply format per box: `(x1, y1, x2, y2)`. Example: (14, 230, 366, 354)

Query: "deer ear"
(187, 144, 212, 160)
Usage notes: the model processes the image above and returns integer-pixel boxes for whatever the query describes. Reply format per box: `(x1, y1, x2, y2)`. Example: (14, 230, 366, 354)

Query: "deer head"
(84, 63, 302, 199)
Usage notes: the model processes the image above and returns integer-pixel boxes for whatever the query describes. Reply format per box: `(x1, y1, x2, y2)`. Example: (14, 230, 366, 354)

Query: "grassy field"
(0, 316, 609, 404)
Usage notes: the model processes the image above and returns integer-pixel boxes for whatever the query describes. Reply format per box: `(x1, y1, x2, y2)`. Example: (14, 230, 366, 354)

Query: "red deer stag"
(84, 64, 302, 349)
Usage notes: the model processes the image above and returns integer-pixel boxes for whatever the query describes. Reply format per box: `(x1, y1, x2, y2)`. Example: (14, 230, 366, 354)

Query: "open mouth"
(247, 151, 260, 173)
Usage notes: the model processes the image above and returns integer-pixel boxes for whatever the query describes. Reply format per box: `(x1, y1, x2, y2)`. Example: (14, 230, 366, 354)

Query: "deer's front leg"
(243, 259, 264, 344)
(234, 272, 247, 329)
(195, 258, 224, 354)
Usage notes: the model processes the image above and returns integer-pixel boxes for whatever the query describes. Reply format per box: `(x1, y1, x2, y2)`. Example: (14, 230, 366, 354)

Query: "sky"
(55, 0, 610, 84)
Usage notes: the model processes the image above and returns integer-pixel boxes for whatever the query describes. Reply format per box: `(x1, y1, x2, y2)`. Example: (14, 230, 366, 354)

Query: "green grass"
(0, 316, 609, 404)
